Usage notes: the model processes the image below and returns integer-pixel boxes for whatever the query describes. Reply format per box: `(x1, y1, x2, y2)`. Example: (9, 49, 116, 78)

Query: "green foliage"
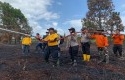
(0, 1, 32, 43)
(107, 12, 124, 31)
(0, 1, 32, 33)
(82, 0, 114, 30)
(82, 0, 125, 31)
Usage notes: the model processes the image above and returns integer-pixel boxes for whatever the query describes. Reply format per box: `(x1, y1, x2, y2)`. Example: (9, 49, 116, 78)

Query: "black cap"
(36, 33, 39, 35)
(68, 27, 75, 30)
(68, 27, 75, 33)
(47, 27, 54, 31)
(46, 32, 49, 33)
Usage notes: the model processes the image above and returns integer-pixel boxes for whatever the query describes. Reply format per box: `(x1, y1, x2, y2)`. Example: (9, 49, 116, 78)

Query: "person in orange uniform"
(112, 29, 124, 58)
(42, 27, 59, 67)
(91, 29, 109, 63)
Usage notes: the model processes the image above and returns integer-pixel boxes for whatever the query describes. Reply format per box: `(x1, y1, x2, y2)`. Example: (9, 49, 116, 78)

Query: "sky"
(1, 0, 125, 35)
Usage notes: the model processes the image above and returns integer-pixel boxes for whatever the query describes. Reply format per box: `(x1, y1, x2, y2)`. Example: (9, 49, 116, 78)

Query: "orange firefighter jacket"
(91, 34, 109, 47)
(112, 34, 124, 45)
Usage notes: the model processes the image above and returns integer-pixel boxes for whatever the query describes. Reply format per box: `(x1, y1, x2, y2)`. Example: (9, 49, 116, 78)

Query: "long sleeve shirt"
(44, 33, 58, 46)
(112, 34, 124, 45)
(22, 37, 32, 45)
(35, 35, 42, 43)
(91, 34, 109, 47)
(66, 33, 79, 47)
(81, 33, 90, 43)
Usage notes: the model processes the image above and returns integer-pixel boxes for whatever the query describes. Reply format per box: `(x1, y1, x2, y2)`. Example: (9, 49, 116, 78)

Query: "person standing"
(91, 30, 109, 63)
(22, 34, 32, 56)
(80, 28, 91, 62)
(66, 27, 79, 66)
(112, 29, 124, 58)
(43, 28, 59, 67)
(35, 33, 43, 53)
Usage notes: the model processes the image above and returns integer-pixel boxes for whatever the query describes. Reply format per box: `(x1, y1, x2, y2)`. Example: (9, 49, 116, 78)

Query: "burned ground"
(0, 43, 125, 80)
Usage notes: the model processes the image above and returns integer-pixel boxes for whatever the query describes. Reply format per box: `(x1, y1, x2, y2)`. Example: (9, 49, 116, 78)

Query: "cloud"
(64, 19, 82, 32)
(52, 22, 58, 27)
(1, 0, 60, 21)
(1, 0, 61, 36)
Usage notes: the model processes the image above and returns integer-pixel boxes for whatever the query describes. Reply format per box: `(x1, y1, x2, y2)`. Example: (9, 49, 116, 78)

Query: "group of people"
(21, 27, 125, 67)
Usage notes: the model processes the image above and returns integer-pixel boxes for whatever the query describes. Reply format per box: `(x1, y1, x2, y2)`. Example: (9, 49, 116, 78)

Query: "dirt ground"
(0, 43, 125, 80)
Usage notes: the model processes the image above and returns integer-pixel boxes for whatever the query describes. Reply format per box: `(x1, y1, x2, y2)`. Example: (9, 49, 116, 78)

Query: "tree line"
(0, 1, 32, 44)
(82, 0, 124, 32)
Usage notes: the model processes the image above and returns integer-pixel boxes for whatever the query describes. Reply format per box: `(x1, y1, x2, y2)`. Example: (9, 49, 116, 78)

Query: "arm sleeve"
(119, 35, 124, 40)
(43, 36, 49, 41)
(49, 34, 58, 41)
(104, 37, 109, 47)
(112, 34, 116, 38)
